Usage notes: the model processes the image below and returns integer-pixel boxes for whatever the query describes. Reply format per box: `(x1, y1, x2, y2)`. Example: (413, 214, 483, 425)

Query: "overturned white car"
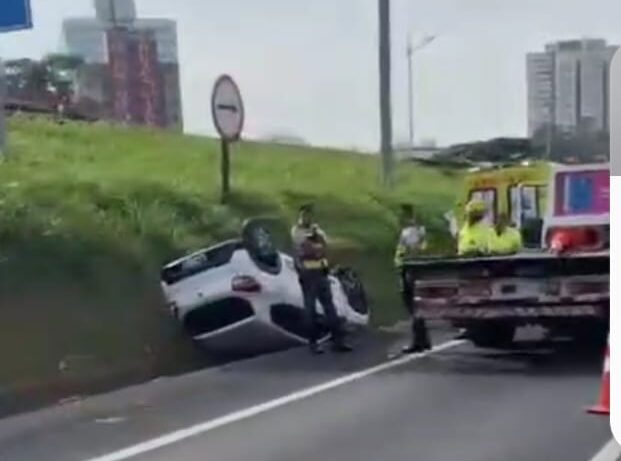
(160, 220, 370, 355)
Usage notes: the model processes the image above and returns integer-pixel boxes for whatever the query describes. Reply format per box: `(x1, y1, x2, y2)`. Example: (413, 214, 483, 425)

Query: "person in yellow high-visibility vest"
(458, 200, 495, 256)
(291, 203, 352, 354)
(491, 213, 523, 255)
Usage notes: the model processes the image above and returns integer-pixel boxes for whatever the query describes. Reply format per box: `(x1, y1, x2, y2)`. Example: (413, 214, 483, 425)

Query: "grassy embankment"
(0, 116, 461, 411)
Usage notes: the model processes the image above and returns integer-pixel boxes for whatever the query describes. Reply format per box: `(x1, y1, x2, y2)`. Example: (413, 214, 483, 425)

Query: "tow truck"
(405, 162, 609, 348)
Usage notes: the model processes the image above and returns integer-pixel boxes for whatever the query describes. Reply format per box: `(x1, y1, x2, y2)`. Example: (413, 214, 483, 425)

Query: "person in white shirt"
(394, 204, 431, 354)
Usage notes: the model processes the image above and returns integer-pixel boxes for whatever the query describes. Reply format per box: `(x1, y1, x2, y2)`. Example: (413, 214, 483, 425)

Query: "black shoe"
(401, 344, 425, 354)
(454, 329, 469, 340)
(331, 342, 353, 353)
(309, 343, 325, 355)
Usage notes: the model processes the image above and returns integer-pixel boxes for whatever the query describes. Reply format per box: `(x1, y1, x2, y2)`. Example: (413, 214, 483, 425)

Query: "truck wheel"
(467, 323, 516, 349)
(549, 321, 608, 349)
(572, 325, 608, 349)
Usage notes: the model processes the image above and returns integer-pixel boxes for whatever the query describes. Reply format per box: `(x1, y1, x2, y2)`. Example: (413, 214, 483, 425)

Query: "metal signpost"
(0, 0, 33, 155)
(211, 74, 245, 203)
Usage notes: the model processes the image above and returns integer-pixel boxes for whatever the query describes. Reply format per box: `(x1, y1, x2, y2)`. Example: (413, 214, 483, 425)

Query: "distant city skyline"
(527, 38, 618, 138)
(1, 0, 620, 150)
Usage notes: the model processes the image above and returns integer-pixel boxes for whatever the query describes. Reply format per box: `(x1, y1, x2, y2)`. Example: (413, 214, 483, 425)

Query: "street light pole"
(406, 37, 414, 147)
(378, 0, 393, 187)
(406, 34, 436, 149)
(545, 102, 554, 160)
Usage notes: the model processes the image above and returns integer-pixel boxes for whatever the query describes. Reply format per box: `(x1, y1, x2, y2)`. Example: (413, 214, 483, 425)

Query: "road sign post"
(220, 138, 231, 198)
(0, 0, 33, 156)
(211, 75, 245, 203)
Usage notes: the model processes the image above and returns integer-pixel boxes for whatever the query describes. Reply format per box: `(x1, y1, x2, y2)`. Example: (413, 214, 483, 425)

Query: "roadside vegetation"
(0, 115, 460, 412)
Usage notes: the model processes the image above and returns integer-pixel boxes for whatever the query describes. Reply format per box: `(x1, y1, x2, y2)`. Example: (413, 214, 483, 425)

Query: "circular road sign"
(211, 75, 244, 141)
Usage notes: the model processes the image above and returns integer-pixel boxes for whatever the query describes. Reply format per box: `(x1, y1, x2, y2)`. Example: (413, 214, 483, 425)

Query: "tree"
(434, 138, 536, 164)
(4, 54, 84, 109)
(5, 58, 49, 102)
(531, 121, 609, 163)
(43, 54, 84, 102)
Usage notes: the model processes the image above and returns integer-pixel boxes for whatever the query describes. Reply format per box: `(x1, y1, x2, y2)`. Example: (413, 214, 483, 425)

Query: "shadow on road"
(407, 340, 604, 378)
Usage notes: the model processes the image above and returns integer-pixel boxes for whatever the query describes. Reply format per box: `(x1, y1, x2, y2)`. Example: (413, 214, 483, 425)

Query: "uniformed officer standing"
(291, 204, 352, 354)
(394, 204, 431, 354)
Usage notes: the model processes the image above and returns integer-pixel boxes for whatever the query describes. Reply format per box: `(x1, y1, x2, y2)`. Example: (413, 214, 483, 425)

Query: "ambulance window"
(508, 185, 540, 226)
(469, 189, 496, 225)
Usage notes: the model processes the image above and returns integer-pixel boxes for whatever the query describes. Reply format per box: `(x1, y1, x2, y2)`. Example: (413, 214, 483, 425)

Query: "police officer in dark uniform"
(291, 203, 352, 354)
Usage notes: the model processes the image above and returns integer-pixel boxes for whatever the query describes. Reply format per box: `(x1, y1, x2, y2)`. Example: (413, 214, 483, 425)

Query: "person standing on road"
(394, 204, 431, 354)
(291, 203, 352, 355)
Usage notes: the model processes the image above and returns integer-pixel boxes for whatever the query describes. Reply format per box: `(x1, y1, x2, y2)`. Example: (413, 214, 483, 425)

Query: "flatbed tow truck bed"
(402, 251, 609, 346)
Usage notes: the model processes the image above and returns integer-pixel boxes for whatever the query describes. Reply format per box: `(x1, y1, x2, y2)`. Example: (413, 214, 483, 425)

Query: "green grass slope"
(0, 116, 461, 410)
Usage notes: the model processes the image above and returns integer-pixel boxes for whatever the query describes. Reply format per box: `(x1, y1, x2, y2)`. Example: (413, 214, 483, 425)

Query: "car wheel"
(241, 218, 282, 275)
(332, 267, 369, 316)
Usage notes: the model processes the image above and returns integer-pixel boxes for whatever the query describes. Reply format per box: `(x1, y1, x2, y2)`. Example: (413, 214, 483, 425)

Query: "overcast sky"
(0, 0, 620, 150)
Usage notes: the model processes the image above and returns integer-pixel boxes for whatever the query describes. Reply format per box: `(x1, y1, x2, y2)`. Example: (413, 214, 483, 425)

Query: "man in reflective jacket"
(491, 213, 523, 255)
(458, 200, 495, 256)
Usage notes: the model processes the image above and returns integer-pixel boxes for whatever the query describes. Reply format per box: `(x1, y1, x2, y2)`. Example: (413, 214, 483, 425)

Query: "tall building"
(107, 28, 167, 127)
(527, 39, 618, 137)
(61, 0, 182, 130)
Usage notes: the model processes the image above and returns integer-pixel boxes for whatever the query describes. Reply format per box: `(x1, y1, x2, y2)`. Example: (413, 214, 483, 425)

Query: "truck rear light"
(231, 275, 262, 293)
(417, 285, 457, 299)
(547, 227, 603, 253)
(566, 281, 609, 296)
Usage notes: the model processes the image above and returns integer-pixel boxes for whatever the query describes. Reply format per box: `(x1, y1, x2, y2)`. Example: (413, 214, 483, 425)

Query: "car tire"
(241, 219, 282, 275)
(332, 267, 369, 316)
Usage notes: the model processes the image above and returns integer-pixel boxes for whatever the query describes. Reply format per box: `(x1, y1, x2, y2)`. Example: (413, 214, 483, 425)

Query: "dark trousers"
(299, 270, 343, 344)
(400, 268, 430, 347)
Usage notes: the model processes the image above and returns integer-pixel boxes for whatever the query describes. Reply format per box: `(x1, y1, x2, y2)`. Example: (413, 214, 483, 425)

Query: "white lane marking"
(95, 417, 127, 425)
(589, 439, 621, 461)
(83, 339, 465, 461)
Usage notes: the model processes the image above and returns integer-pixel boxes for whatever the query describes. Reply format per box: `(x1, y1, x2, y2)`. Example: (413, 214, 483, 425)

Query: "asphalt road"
(0, 330, 614, 461)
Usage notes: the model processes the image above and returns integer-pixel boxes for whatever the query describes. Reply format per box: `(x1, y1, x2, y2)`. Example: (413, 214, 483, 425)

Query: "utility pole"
(545, 102, 554, 160)
(378, 0, 393, 187)
(406, 36, 414, 148)
(0, 59, 6, 155)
